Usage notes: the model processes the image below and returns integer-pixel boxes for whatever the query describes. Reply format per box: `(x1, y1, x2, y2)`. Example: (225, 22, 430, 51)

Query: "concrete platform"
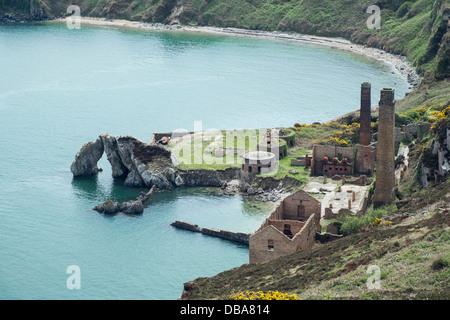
(304, 180, 370, 218)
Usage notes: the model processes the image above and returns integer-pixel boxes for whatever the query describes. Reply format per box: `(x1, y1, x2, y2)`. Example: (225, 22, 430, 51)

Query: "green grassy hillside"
(180, 208, 450, 300)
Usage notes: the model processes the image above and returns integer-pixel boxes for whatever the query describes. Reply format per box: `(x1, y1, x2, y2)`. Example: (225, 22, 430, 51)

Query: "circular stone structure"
(241, 151, 276, 176)
(258, 138, 287, 159)
(277, 128, 296, 147)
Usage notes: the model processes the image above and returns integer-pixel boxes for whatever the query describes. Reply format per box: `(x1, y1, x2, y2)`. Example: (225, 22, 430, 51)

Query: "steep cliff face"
(177, 168, 240, 188)
(420, 105, 450, 188)
(29, 0, 50, 19)
(420, 1, 450, 79)
(436, 29, 450, 79)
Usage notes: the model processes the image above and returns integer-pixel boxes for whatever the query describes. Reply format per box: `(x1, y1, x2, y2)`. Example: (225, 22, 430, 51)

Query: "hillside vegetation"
(181, 208, 449, 300)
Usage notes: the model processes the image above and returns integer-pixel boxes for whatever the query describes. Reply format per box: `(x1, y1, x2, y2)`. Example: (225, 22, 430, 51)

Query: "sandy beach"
(56, 17, 421, 88)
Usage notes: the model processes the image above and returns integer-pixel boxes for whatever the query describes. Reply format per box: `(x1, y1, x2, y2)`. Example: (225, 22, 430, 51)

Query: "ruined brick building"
(248, 84, 398, 264)
(311, 82, 375, 177)
(249, 190, 320, 264)
(311, 144, 375, 176)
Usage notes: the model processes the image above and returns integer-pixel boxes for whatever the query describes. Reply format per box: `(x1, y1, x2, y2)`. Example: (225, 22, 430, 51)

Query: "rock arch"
(70, 133, 183, 189)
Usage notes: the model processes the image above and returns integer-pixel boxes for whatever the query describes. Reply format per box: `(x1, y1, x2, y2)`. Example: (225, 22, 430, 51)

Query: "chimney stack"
(359, 82, 371, 145)
(373, 88, 396, 208)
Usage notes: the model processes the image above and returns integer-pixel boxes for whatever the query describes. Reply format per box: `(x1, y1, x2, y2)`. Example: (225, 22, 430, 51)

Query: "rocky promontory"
(70, 134, 301, 201)
(71, 133, 184, 189)
(70, 134, 244, 191)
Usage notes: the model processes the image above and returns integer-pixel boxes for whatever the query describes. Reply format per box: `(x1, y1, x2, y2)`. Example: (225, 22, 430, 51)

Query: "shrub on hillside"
(339, 205, 396, 235)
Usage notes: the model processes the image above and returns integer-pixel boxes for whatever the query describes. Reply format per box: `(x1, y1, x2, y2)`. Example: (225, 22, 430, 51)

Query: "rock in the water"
(124, 170, 145, 187)
(141, 169, 172, 189)
(103, 200, 120, 214)
(94, 199, 143, 215)
(70, 138, 104, 176)
(119, 200, 144, 214)
(93, 203, 104, 213)
(72, 133, 180, 189)
(93, 185, 156, 215)
(101, 134, 128, 178)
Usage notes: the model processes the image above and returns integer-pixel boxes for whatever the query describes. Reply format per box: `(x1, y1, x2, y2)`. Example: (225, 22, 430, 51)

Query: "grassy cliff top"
(181, 206, 450, 300)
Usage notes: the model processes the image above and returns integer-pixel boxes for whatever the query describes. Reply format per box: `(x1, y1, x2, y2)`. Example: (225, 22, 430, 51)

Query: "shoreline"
(54, 17, 421, 88)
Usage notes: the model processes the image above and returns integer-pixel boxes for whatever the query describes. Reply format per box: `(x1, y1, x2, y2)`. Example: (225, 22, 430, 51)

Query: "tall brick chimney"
(373, 88, 396, 208)
(359, 82, 371, 145)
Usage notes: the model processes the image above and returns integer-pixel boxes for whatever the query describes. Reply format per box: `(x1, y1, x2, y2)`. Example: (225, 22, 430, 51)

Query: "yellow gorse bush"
(418, 106, 428, 116)
(292, 121, 362, 146)
(312, 136, 349, 146)
(230, 291, 300, 300)
(371, 217, 392, 226)
(430, 105, 450, 132)
(435, 106, 450, 120)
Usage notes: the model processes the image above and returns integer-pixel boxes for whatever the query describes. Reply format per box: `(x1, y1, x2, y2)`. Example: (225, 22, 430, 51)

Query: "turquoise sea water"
(0, 22, 409, 299)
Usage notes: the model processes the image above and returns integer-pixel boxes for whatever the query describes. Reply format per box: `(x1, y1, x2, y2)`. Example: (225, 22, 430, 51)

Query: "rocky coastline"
(0, 13, 41, 23)
(70, 133, 296, 215)
(0, 1, 52, 23)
